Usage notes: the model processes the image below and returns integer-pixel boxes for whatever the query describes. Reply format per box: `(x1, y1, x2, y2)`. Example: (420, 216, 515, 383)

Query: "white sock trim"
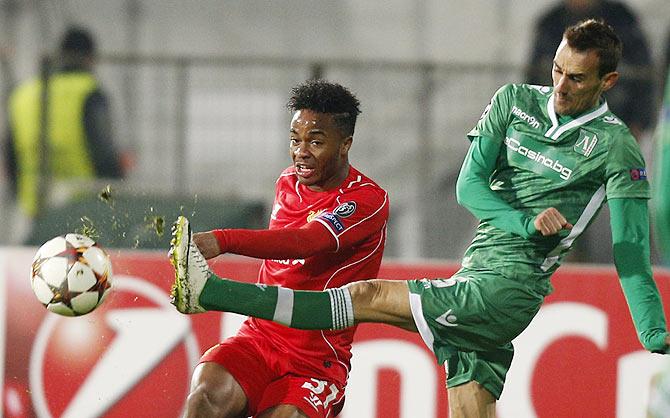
(328, 288, 354, 330)
(273, 287, 294, 326)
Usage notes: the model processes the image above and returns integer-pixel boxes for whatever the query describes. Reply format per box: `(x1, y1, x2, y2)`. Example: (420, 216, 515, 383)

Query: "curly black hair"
(287, 79, 362, 137)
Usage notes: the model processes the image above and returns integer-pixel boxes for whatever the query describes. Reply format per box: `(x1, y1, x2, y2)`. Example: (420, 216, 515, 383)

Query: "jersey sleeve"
(313, 186, 389, 252)
(610, 198, 669, 353)
(456, 136, 537, 238)
(605, 131, 650, 200)
(467, 84, 514, 142)
(459, 84, 537, 237)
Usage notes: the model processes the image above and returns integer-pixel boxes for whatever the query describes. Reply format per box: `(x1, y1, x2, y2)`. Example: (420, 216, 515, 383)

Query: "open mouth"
(295, 163, 316, 178)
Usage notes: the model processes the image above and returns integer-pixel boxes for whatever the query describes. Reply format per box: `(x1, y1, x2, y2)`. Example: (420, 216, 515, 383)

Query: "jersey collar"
(544, 94, 609, 140)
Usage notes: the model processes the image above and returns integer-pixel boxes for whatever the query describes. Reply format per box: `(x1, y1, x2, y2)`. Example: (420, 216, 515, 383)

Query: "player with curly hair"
(173, 79, 389, 418)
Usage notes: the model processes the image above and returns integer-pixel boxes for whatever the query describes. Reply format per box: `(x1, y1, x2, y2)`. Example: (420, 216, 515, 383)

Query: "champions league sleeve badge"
(334, 201, 357, 218)
(629, 168, 647, 181)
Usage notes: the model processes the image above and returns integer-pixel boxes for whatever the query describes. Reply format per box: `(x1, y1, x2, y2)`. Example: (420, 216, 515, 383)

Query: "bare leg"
(184, 362, 248, 418)
(448, 381, 496, 418)
(346, 279, 417, 331)
(348, 281, 496, 417)
(257, 404, 309, 418)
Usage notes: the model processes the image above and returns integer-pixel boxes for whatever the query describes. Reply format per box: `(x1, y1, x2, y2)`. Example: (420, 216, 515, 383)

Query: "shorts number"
(302, 378, 340, 408)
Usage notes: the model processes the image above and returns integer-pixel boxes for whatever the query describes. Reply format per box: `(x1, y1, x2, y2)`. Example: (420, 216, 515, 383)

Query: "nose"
(554, 74, 568, 94)
(293, 141, 309, 158)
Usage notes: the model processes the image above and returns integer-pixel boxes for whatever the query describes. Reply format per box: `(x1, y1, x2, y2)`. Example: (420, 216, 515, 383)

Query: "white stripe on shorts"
(409, 291, 435, 354)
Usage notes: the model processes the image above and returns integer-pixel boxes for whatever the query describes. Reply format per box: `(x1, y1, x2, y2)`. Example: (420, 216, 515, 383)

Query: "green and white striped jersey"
(463, 83, 649, 294)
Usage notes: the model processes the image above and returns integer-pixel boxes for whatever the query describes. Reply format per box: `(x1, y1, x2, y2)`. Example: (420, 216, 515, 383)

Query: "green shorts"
(407, 268, 543, 399)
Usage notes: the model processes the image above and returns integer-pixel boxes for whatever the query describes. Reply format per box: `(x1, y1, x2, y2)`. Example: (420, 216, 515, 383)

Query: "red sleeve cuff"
(212, 229, 227, 253)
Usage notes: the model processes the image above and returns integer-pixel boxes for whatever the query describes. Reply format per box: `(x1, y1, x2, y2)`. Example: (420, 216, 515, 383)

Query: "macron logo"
(512, 106, 541, 129)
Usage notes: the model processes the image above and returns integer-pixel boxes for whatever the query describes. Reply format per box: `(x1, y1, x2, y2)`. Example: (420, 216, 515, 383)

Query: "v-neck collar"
(544, 94, 608, 140)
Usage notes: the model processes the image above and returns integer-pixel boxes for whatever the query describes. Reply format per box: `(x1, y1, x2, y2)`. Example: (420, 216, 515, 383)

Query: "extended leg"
(448, 381, 496, 418)
(170, 216, 416, 331)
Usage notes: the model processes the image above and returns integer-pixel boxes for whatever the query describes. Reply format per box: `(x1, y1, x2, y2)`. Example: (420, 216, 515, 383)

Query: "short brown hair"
(563, 19, 622, 77)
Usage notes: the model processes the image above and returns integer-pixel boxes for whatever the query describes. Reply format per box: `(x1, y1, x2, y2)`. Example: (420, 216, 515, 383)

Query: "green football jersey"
(463, 83, 649, 295)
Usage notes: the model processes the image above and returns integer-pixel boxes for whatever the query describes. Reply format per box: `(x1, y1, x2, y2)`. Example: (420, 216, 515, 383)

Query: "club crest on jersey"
(630, 168, 647, 181)
(307, 209, 326, 223)
(574, 130, 598, 157)
(334, 201, 356, 218)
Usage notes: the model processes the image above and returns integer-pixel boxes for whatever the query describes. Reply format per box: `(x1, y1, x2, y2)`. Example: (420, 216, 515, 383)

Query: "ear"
(601, 71, 619, 92)
(341, 136, 353, 155)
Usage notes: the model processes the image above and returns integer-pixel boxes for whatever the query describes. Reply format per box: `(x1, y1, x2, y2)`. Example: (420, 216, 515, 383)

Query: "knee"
(348, 280, 384, 307)
(185, 384, 220, 417)
(187, 382, 216, 405)
(185, 379, 244, 418)
(346, 279, 413, 328)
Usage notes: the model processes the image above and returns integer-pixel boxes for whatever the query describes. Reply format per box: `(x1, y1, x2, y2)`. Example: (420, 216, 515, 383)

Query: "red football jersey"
(237, 165, 389, 385)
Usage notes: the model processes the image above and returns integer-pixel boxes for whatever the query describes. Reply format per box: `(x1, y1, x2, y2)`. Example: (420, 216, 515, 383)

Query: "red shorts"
(201, 334, 346, 418)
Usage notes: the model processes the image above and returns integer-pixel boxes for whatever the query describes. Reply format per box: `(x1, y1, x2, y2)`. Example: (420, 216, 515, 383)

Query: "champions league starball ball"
(30, 233, 112, 316)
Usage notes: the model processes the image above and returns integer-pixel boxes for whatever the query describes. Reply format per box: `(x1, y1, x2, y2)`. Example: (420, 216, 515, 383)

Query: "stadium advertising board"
(2, 248, 669, 417)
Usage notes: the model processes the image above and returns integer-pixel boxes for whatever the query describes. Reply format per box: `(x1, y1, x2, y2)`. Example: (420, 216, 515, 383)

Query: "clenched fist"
(193, 231, 222, 259)
(533, 207, 573, 236)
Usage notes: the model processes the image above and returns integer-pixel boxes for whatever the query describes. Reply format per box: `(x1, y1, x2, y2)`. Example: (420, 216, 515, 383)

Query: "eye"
(310, 140, 322, 146)
(289, 138, 298, 145)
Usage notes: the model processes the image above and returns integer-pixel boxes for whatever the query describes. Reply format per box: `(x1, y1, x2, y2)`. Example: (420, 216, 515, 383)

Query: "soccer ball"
(31, 233, 112, 316)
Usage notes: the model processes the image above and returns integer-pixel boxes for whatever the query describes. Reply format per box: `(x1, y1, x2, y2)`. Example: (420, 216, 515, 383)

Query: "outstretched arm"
(610, 197, 670, 352)
(193, 221, 336, 260)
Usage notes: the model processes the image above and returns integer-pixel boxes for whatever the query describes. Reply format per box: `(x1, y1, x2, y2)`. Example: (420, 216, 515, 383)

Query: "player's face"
(551, 39, 618, 116)
(289, 109, 352, 191)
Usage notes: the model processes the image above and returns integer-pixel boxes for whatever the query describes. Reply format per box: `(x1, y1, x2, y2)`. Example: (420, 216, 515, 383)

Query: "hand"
(533, 207, 573, 236)
(193, 231, 222, 259)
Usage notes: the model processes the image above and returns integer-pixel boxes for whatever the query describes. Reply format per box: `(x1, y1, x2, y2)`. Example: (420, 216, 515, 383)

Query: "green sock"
(198, 273, 354, 330)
